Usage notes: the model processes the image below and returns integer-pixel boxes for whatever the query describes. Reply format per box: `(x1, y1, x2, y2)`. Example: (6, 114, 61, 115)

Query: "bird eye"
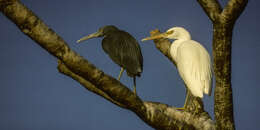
(166, 30, 174, 35)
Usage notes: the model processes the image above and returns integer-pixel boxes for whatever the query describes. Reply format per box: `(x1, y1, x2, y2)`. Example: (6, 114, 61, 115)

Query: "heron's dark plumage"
(77, 25, 143, 95)
(101, 25, 143, 77)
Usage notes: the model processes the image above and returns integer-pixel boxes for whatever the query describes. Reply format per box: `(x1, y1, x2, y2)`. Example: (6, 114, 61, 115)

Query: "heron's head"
(141, 27, 191, 42)
(77, 25, 118, 43)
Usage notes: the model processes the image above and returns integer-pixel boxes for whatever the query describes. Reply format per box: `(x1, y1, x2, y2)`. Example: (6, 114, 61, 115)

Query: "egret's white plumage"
(142, 27, 212, 98)
(168, 27, 212, 98)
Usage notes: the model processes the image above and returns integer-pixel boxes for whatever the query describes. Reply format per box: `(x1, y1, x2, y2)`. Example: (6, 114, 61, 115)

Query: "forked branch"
(197, 0, 248, 129)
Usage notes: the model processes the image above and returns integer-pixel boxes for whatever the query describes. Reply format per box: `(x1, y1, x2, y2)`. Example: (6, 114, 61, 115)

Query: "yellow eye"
(166, 30, 174, 35)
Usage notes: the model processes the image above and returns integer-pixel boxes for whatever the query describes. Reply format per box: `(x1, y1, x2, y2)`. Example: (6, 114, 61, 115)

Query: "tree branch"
(0, 0, 216, 129)
(148, 29, 175, 65)
(221, 0, 248, 23)
(57, 60, 127, 108)
(0, 0, 142, 112)
(144, 102, 215, 130)
(196, 0, 222, 23)
(197, 0, 248, 129)
(58, 59, 215, 130)
(0, 0, 144, 117)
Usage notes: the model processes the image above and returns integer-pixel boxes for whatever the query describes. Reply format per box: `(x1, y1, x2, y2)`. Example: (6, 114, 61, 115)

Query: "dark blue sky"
(0, 0, 259, 130)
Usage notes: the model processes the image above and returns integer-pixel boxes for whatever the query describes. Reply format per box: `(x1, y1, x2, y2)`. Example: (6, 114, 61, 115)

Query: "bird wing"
(176, 40, 212, 98)
(102, 35, 122, 66)
(102, 31, 143, 77)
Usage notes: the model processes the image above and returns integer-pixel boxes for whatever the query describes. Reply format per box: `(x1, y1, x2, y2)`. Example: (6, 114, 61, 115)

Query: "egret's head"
(77, 25, 118, 43)
(141, 27, 191, 42)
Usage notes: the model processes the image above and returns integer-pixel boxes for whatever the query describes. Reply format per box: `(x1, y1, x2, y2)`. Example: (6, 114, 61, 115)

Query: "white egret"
(142, 27, 212, 109)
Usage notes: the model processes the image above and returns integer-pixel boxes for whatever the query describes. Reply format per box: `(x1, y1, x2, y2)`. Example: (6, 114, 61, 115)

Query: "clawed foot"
(176, 107, 185, 111)
(133, 88, 137, 97)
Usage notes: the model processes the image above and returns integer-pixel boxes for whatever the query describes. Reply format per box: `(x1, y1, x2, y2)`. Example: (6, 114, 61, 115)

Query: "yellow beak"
(141, 30, 174, 42)
(141, 33, 166, 42)
(77, 31, 102, 43)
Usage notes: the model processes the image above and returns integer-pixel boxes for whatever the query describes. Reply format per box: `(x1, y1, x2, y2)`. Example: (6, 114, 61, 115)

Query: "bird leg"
(183, 90, 190, 109)
(176, 89, 190, 110)
(133, 77, 137, 96)
(117, 67, 124, 80)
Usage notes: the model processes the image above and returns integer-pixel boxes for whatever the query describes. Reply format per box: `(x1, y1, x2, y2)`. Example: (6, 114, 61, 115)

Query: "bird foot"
(133, 90, 137, 97)
(133, 85, 138, 97)
(176, 107, 185, 111)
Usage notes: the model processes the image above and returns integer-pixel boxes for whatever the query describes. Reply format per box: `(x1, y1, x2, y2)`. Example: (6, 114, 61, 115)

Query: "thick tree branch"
(59, 59, 215, 130)
(212, 23, 234, 130)
(0, 0, 216, 129)
(148, 29, 175, 64)
(197, 0, 248, 129)
(144, 102, 215, 130)
(222, 0, 248, 23)
(57, 60, 127, 108)
(0, 0, 141, 112)
(197, 0, 222, 23)
(59, 60, 216, 130)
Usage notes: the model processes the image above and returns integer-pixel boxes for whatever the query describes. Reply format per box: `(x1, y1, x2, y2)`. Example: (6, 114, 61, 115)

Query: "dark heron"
(77, 25, 143, 95)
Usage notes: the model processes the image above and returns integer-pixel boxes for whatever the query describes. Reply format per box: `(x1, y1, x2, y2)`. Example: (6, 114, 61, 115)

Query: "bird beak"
(142, 33, 167, 42)
(141, 30, 174, 42)
(77, 31, 102, 43)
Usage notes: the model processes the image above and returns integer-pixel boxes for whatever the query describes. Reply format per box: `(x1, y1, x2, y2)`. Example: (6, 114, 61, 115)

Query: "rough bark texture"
(197, 0, 248, 129)
(213, 22, 234, 130)
(0, 0, 216, 129)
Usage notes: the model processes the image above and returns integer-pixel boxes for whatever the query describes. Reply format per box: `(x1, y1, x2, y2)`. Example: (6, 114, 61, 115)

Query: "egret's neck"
(169, 40, 180, 60)
(177, 32, 191, 41)
(170, 37, 191, 61)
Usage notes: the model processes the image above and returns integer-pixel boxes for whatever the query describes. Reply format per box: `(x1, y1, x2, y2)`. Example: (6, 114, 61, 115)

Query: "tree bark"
(0, 0, 215, 129)
(197, 0, 248, 129)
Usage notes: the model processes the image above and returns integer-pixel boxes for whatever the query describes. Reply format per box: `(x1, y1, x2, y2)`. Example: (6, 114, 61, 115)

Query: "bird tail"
(133, 77, 137, 95)
(136, 67, 142, 77)
(204, 78, 212, 96)
(134, 77, 136, 87)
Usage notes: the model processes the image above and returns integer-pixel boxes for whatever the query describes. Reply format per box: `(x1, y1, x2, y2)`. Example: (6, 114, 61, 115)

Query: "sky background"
(0, 0, 259, 130)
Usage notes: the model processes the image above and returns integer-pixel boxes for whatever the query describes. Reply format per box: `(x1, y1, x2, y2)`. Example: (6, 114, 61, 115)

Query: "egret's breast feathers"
(170, 40, 212, 97)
